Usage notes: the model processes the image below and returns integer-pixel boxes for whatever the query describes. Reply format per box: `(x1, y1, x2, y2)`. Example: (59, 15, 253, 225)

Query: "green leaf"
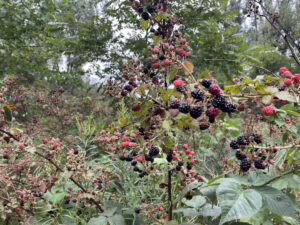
(174, 181, 202, 205)
(182, 195, 206, 209)
(198, 204, 221, 217)
(173, 208, 199, 217)
(262, 95, 272, 104)
(255, 186, 295, 218)
(274, 91, 297, 102)
(216, 180, 263, 225)
(264, 87, 278, 94)
(88, 216, 108, 225)
(108, 214, 125, 225)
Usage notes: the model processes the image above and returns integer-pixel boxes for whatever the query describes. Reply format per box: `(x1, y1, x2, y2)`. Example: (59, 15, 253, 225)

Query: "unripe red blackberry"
(208, 84, 221, 96)
(206, 106, 219, 117)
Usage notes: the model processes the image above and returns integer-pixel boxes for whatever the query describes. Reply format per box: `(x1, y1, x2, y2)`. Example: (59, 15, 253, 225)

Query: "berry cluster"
(229, 134, 279, 172)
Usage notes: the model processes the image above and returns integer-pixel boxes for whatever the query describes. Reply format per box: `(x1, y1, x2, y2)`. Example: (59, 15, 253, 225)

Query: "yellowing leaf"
(183, 61, 194, 75)
(3, 104, 17, 110)
(141, 20, 148, 30)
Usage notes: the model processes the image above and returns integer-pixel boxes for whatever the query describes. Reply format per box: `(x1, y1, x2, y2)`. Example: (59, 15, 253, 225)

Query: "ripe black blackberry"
(3, 154, 9, 159)
(178, 161, 184, 166)
(201, 79, 212, 88)
(237, 135, 250, 145)
(191, 89, 203, 100)
(139, 127, 145, 135)
(143, 68, 149, 74)
(208, 116, 215, 123)
(73, 149, 79, 155)
(138, 8, 144, 14)
(240, 159, 251, 172)
(220, 102, 236, 113)
(254, 160, 265, 169)
(166, 154, 173, 162)
(149, 146, 159, 156)
(187, 162, 192, 170)
(119, 155, 125, 161)
(131, 161, 137, 166)
(141, 12, 150, 20)
(159, 55, 165, 60)
(212, 95, 226, 108)
(278, 86, 284, 91)
(133, 166, 141, 172)
(150, 72, 155, 78)
(235, 151, 246, 160)
(190, 106, 202, 119)
(179, 103, 191, 113)
(176, 87, 184, 93)
(170, 99, 180, 109)
(176, 165, 181, 171)
(135, 208, 141, 214)
(147, 5, 155, 13)
(200, 122, 209, 130)
(230, 140, 239, 149)
(261, 156, 267, 161)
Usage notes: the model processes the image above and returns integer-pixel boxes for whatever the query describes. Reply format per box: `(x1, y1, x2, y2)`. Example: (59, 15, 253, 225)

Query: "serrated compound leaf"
(87, 216, 108, 225)
(216, 180, 262, 225)
(274, 91, 296, 102)
(182, 195, 206, 209)
(255, 186, 296, 218)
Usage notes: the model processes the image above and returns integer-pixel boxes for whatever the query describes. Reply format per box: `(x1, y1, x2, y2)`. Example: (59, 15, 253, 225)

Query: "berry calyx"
(173, 79, 183, 88)
(262, 106, 274, 116)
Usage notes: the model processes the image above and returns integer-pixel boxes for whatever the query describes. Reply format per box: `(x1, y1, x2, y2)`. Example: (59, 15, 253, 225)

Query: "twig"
(34, 151, 104, 212)
(202, 58, 277, 77)
(0, 129, 19, 141)
(168, 170, 173, 221)
(252, 167, 298, 187)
